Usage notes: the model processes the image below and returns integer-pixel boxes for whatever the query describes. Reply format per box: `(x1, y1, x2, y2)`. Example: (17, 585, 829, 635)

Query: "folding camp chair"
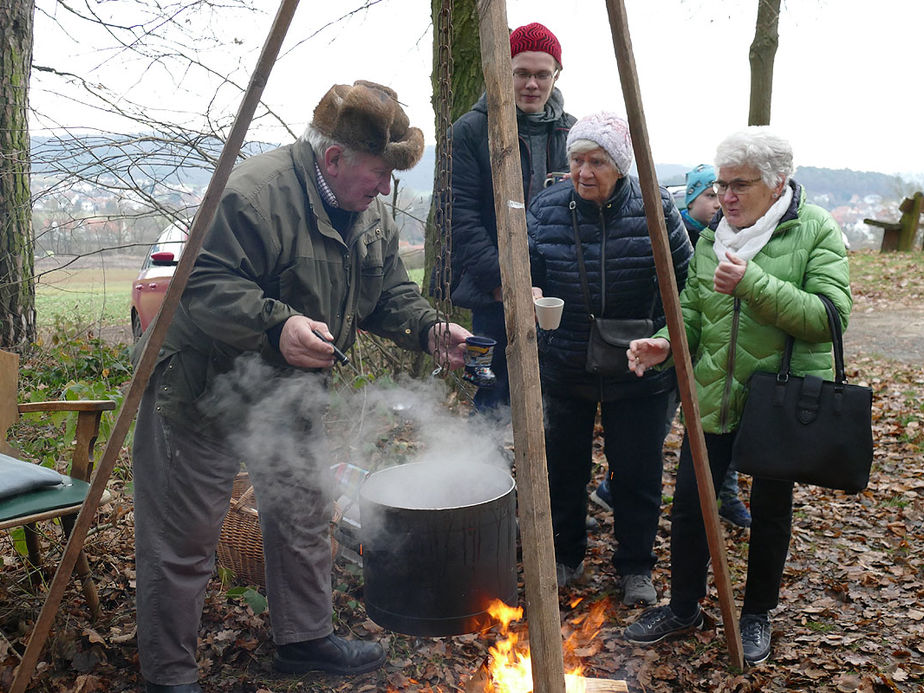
(0, 349, 116, 620)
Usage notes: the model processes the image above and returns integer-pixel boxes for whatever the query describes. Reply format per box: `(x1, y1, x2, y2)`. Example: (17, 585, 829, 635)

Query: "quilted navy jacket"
(527, 176, 693, 401)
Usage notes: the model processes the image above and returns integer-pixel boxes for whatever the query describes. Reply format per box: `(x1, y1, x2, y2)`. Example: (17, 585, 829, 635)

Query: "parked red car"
(130, 223, 188, 341)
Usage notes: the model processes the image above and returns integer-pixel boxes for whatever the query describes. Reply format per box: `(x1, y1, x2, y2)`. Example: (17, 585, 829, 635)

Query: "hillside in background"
(31, 135, 278, 184)
(30, 135, 920, 252)
(792, 166, 907, 205)
(33, 136, 913, 202)
(398, 147, 913, 203)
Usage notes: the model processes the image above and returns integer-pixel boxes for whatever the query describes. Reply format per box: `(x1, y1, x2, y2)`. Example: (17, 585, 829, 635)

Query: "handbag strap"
(570, 198, 596, 321)
(570, 195, 658, 321)
(818, 294, 848, 384)
(778, 293, 848, 384)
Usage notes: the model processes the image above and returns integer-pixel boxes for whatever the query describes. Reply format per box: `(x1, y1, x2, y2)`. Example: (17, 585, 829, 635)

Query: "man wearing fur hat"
(447, 22, 576, 420)
(132, 81, 471, 692)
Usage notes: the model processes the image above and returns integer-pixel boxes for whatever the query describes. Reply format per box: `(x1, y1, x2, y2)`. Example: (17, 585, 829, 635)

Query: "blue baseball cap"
(685, 164, 716, 207)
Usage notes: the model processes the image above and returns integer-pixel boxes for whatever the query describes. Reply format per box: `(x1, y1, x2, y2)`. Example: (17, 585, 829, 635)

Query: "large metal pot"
(359, 461, 517, 637)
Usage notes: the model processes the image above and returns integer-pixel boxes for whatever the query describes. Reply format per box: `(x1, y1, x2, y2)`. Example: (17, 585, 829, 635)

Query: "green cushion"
(0, 476, 89, 523)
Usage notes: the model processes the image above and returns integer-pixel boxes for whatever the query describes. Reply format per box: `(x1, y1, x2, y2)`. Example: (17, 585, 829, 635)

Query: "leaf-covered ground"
(2, 252, 923, 692)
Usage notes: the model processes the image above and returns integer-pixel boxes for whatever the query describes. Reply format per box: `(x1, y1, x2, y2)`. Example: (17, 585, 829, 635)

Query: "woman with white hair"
(526, 112, 692, 603)
(623, 127, 852, 664)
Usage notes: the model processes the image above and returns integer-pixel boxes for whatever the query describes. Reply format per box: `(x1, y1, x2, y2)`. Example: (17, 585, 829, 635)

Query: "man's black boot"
(273, 633, 386, 675)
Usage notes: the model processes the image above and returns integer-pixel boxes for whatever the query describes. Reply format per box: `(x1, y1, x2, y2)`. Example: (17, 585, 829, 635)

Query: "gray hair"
(301, 124, 359, 165)
(566, 138, 617, 170)
(714, 126, 794, 189)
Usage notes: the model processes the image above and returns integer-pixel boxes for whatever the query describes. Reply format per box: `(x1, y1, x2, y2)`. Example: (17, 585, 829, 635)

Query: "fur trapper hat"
(312, 80, 424, 171)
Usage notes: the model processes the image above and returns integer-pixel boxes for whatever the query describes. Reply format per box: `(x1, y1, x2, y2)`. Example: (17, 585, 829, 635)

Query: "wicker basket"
(216, 472, 341, 587)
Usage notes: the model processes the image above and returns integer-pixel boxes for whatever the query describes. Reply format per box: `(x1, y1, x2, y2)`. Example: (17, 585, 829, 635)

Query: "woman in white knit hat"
(526, 112, 693, 603)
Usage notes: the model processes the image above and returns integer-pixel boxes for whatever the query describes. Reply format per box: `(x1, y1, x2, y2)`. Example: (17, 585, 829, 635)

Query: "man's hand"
(279, 316, 337, 369)
(428, 322, 472, 370)
(714, 251, 747, 295)
(626, 337, 671, 377)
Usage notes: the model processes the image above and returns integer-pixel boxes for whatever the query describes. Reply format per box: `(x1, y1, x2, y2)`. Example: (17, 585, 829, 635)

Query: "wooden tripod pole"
(476, 2, 567, 692)
(9, 1, 302, 690)
(604, 0, 744, 669)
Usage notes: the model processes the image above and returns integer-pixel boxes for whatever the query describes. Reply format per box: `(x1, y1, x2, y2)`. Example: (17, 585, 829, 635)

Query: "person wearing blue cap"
(682, 164, 721, 248)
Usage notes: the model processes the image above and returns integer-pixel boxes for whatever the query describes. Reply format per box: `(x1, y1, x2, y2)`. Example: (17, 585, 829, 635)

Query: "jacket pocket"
(359, 228, 385, 276)
(278, 256, 340, 320)
(357, 230, 386, 317)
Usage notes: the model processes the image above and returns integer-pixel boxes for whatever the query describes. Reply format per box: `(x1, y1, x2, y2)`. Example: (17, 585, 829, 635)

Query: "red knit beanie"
(509, 22, 562, 67)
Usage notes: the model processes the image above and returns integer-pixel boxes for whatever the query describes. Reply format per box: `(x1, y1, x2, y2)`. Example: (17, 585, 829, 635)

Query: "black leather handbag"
(732, 294, 874, 493)
(571, 199, 655, 380)
(585, 317, 654, 377)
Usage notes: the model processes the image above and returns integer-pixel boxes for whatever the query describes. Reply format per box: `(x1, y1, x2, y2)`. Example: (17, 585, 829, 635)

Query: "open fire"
(384, 597, 625, 692)
(480, 598, 612, 692)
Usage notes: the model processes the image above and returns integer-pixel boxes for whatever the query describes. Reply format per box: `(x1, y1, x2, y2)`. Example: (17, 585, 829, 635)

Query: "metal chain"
(431, 0, 454, 375)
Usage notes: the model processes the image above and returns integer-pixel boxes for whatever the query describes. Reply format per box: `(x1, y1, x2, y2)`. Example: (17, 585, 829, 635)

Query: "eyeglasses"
(712, 178, 762, 195)
(512, 69, 558, 84)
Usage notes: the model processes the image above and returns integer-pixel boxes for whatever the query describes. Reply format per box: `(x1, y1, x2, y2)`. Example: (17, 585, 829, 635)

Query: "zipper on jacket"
(719, 297, 741, 431)
(598, 208, 607, 315)
(596, 207, 609, 401)
(518, 132, 533, 200)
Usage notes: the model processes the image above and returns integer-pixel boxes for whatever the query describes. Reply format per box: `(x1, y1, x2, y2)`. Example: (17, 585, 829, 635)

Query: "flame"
(481, 598, 609, 692)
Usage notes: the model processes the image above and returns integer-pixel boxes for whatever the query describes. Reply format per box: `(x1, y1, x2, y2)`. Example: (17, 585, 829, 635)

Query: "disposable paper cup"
(534, 297, 564, 330)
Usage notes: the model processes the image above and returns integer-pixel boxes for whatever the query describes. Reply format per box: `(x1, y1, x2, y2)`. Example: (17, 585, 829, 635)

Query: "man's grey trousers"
(133, 363, 334, 685)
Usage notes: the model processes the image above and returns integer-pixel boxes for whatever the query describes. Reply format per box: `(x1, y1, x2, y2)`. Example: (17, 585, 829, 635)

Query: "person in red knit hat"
(508, 22, 562, 114)
(441, 22, 575, 422)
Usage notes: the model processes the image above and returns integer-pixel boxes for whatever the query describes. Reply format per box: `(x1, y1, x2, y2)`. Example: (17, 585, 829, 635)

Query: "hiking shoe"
(718, 497, 752, 528)
(624, 604, 703, 645)
(585, 514, 599, 531)
(590, 479, 613, 512)
(740, 613, 772, 665)
(620, 573, 657, 606)
(556, 561, 585, 588)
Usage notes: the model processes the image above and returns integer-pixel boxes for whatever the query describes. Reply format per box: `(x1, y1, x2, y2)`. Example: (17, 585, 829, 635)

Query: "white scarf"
(713, 184, 793, 262)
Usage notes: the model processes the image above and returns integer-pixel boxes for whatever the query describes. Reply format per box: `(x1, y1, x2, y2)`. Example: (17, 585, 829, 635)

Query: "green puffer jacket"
(656, 181, 852, 433)
(136, 138, 437, 428)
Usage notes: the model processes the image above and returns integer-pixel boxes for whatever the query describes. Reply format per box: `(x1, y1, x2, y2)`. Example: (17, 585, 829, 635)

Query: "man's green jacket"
(136, 138, 437, 427)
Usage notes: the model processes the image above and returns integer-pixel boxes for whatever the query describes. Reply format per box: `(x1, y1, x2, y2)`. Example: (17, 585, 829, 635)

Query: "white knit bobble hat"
(566, 112, 633, 174)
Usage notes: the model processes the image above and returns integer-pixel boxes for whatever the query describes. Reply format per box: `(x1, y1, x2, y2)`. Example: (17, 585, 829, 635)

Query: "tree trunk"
(423, 0, 483, 322)
(748, 0, 781, 126)
(0, 0, 37, 348)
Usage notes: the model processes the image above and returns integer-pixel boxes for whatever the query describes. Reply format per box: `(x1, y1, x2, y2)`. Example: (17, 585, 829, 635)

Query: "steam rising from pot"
(200, 354, 513, 528)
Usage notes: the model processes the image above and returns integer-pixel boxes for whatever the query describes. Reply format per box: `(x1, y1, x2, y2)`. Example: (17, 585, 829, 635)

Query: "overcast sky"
(31, 0, 924, 177)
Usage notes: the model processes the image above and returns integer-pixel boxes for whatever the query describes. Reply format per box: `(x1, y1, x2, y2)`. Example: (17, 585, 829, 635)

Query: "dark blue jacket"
(448, 91, 575, 309)
(527, 176, 693, 401)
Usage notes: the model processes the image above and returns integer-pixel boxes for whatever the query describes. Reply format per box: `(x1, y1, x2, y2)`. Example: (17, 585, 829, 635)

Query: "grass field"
(33, 251, 917, 338)
(408, 267, 424, 286)
(35, 267, 135, 332)
(34, 265, 428, 338)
